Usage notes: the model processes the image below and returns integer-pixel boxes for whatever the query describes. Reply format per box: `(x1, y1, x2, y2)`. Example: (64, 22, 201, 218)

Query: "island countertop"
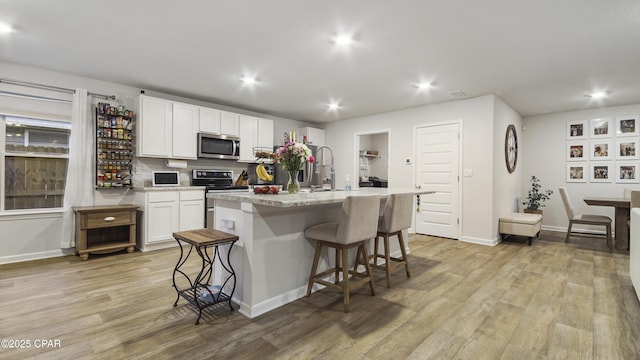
(208, 187, 433, 208)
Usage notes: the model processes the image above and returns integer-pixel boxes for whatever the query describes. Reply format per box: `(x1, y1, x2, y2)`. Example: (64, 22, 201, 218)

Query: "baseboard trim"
(460, 236, 500, 246)
(0, 248, 74, 265)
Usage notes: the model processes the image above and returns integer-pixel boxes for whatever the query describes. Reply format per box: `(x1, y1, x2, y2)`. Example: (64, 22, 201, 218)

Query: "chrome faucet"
(315, 145, 336, 191)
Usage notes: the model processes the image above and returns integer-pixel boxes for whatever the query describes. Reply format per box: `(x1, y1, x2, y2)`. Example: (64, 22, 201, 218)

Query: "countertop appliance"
(198, 133, 240, 160)
(152, 171, 180, 187)
(191, 169, 248, 229)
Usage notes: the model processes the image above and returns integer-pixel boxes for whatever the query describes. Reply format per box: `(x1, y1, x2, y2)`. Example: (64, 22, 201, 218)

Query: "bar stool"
(305, 194, 380, 312)
(371, 193, 413, 288)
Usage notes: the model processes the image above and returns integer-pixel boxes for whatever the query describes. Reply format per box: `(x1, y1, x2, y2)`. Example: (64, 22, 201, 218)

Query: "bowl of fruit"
(253, 185, 280, 195)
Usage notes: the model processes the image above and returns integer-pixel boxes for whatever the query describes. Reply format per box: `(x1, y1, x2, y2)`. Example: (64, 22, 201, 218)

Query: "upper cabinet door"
(257, 118, 274, 149)
(220, 111, 240, 136)
(172, 102, 199, 159)
(239, 115, 258, 162)
(199, 107, 221, 135)
(137, 95, 172, 158)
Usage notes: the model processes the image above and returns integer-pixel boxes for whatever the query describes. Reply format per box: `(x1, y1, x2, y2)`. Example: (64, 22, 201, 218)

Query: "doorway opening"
(354, 130, 390, 189)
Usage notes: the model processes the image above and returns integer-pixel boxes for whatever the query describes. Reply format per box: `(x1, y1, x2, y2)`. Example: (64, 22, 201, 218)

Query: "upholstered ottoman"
(499, 213, 543, 246)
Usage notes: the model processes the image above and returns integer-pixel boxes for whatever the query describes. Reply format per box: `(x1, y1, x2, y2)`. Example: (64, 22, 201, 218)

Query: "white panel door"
(415, 123, 460, 239)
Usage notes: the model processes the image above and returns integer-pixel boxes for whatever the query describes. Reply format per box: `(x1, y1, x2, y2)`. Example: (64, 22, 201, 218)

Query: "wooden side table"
(73, 204, 139, 260)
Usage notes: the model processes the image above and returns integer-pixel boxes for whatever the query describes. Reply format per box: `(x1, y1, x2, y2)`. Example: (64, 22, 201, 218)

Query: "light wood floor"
(1, 232, 639, 360)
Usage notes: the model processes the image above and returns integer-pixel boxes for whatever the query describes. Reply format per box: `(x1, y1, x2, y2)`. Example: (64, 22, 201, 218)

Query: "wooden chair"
(558, 187, 612, 247)
(305, 195, 380, 313)
(371, 193, 413, 288)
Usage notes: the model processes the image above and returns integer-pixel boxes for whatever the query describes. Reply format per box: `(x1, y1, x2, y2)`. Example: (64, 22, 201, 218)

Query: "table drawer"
(84, 211, 135, 228)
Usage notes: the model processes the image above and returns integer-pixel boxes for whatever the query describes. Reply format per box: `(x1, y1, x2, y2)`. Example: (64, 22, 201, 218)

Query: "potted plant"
(523, 175, 553, 214)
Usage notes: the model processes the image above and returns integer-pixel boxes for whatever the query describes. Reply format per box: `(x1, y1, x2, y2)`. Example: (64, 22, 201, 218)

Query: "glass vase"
(287, 170, 300, 194)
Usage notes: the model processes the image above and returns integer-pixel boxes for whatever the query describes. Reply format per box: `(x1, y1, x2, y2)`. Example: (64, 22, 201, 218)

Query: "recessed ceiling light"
(588, 91, 608, 99)
(333, 34, 353, 45)
(327, 102, 341, 110)
(415, 82, 432, 90)
(0, 22, 14, 34)
(240, 76, 257, 85)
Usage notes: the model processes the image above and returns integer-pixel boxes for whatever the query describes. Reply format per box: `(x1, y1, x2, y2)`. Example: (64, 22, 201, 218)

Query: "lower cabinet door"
(147, 200, 179, 243)
(179, 199, 205, 231)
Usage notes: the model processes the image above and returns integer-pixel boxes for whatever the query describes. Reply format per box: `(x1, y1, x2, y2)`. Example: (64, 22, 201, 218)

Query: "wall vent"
(448, 91, 466, 98)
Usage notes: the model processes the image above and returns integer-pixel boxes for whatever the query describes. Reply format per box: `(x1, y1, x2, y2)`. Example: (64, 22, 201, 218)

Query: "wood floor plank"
(546, 323, 593, 360)
(0, 232, 637, 359)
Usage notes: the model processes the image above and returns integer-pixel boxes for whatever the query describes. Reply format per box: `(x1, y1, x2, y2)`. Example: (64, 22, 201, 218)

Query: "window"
(3, 115, 71, 211)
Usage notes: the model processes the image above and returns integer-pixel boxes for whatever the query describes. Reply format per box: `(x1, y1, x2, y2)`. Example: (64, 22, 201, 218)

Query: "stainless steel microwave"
(198, 133, 240, 160)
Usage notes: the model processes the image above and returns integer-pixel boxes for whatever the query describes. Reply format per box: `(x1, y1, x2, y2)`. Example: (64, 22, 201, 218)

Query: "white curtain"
(60, 88, 94, 248)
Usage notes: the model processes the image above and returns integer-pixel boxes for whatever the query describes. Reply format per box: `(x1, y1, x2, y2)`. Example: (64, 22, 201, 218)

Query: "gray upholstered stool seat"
(305, 194, 380, 313)
(371, 193, 414, 288)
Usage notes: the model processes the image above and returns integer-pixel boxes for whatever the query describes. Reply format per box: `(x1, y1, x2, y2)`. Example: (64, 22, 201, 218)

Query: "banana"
(256, 163, 273, 181)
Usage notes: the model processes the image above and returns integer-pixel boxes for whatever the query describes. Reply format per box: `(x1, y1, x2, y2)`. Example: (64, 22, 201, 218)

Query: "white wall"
(522, 103, 640, 233)
(492, 96, 523, 236)
(324, 94, 509, 244)
(0, 60, 315, 263)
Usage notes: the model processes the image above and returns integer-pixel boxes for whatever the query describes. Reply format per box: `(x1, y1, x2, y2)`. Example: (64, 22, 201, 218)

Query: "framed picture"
(567, 163, 587, 182)
(591, 162, 612, 182)
(590, 140, 613, 161)
(566, 141, 587, 161)
(616, 138, 639, 160)
(567, 120, 587, 140)
(590, 117, 613, 138)
(616, 162, 640, 183)
(616, 115, 639, 137)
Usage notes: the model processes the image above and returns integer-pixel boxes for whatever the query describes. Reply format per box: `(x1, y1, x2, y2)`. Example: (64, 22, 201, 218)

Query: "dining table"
(583, 197, 630, 250)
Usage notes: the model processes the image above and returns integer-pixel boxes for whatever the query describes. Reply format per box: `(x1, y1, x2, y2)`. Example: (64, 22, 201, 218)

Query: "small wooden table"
(73, 204, 138, 260)
(583, 197, 630, 250)
(172, 228, 239, 324)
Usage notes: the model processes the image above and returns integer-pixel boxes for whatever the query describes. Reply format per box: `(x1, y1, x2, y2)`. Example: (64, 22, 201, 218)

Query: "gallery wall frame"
(567, 163, 587, 183)
(566, 141, 587, 161)
(615, 115, 639, 137)
(615, 161, 640, 183)
(590, 140, 613, 161)
(590, 162, 612, 183)
(616, 138, 639, 160)
(567, 120, 588, 140)
(590, 117, 613, 138)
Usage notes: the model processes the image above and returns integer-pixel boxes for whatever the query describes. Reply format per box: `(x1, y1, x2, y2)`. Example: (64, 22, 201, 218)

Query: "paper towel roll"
(165, 159, 187, 168)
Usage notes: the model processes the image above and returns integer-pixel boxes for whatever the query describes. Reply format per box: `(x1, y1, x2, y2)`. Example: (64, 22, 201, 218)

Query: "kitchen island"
(209, 188, 431, 318)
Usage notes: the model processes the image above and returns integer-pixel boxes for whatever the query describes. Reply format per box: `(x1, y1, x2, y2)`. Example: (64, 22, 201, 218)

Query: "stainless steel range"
(191, 169, 248, 228)
(191, 169, 248, 192)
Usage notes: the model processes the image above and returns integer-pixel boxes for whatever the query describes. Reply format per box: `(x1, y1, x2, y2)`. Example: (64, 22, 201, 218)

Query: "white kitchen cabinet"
(179, 190, 206, 231)
(136, 95, 172, 158)
(136, 95, 199, 159)
(300, 127, 325, 145)
(239, 115, 274, 162)
(239, 115, 258, 162)
(220, 111, 240, 136)
(171, 102, 199, 159)
(258, 118, 274, 149)
(199, 107, 221, 134)
(199, 108, 240, 136)
(135, 189, 205, 252)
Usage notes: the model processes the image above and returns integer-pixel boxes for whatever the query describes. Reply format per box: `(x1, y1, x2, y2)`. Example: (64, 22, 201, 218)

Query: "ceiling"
(1, 0, 640, 123)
